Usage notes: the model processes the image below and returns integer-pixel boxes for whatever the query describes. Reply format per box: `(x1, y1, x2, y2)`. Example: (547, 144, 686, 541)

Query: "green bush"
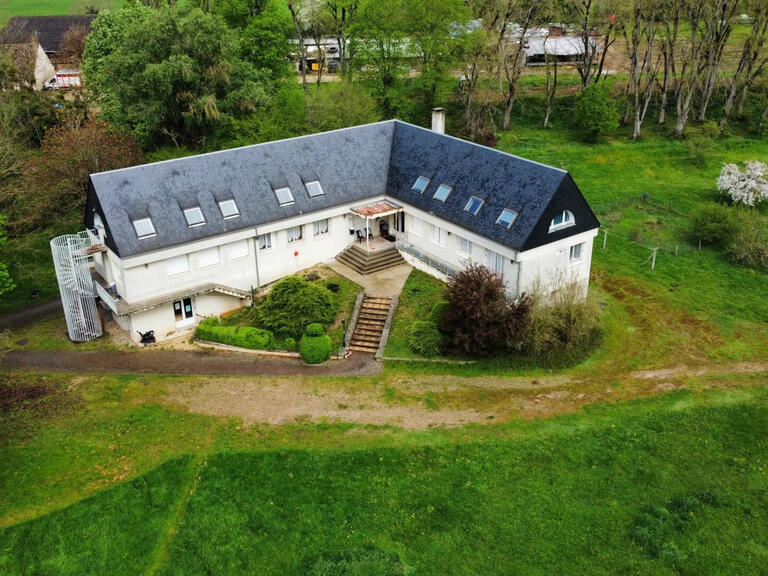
(690, 203, 738, 246)
(258, 276, 338, 339)
(407, 321, 444, 357)
(304, 323, 325, 337)
(428, 300, 449, 327)
(195, 317, 274, 350)
(573, 83, 619, 141)
(283, 337, 297, 351)
(299, 328, 333, 364)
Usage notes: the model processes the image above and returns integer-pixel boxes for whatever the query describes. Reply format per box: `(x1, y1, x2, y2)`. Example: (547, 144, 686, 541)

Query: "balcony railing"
(396, 240, 459, 278)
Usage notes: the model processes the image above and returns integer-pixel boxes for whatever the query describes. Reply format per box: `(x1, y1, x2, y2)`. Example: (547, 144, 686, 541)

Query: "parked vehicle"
(42, 70, 83, 91)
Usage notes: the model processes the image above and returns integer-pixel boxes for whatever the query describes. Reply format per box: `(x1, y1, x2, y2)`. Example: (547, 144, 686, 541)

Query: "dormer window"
(412, 176, 430, 194)
(433, 184, 452, 202)
(305, 181, 324, 198)
(549, 210, 575, 232)
(133, 217, 155, 239)
(496, 209, 518, 229)
(464, 196, 484, 215)
(218, 199, 239, 219)
(275, 187, 294, 206)
(183, 206, 205, 227)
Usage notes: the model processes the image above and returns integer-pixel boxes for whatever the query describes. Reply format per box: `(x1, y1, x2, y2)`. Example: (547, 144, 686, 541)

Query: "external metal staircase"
(349, 295, 391, 353)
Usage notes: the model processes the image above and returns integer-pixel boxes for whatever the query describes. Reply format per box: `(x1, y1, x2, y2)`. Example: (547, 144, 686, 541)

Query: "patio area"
(326, 258, 412, 298)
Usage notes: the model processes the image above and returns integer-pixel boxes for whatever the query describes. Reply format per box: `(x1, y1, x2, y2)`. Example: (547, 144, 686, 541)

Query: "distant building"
(524, 36, 597, 66)
(0, 15, 96, 89)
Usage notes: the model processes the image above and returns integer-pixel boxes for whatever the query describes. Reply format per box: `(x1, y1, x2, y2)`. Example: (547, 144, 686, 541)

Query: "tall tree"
(696, 0, 740, 121)
(325, 0, 359, 76)
(564, 0, 617, 89)
(672, 0, 706, 137)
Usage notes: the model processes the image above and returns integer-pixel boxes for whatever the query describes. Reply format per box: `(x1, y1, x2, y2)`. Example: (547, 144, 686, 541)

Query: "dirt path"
(0, 299, 61, 331)
(1, 349, 381, 377)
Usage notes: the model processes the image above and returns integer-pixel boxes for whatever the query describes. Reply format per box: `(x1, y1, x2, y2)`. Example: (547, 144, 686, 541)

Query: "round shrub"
(573, 83, 619, 142)
(258, 276, 338, 339)
(283, 337, 297, 351)
(300, 333, 333, 364)
(407, 320, 443, 357)
(690, 203, 738, 246)
(304, 323, 325, 337)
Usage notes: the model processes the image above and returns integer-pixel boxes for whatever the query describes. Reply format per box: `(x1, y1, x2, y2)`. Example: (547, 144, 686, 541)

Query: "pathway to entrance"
(326, 259, 412, 298)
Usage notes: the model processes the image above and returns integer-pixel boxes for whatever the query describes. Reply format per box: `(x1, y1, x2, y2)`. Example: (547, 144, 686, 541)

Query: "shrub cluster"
(691, 203, 768, 272)
(258, 276, 338, 339)
(407, 321, 443, 357)
(299, 323, 333, 364)
(195, 317, 274, 350)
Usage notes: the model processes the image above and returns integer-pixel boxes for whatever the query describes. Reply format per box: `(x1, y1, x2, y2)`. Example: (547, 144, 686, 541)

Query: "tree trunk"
(760, 93, 768, 132)
(287, 2, 308, 95)
(544, 53, 557, 127)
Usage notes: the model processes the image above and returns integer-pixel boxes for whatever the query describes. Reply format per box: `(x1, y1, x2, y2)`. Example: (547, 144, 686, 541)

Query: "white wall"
(34, 45, 54, 90)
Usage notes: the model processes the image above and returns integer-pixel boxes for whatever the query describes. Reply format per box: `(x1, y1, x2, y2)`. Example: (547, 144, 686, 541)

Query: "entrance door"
(173, 297, 194, 326)
(394, 212, 405, 234)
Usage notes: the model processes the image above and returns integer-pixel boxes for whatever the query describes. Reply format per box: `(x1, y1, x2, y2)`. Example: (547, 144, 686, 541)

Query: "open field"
(0, 1, 123, 26)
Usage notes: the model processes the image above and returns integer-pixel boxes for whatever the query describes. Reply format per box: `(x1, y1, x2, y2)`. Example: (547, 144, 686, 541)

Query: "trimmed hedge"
(407, 320, 443, 357)
(195, 317, 274, 350)
(258, 276, 338, 339)
(299, 323, 333, 364)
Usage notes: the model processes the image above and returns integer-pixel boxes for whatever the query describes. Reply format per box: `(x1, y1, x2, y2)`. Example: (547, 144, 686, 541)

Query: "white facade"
(89, 195, 596, 343)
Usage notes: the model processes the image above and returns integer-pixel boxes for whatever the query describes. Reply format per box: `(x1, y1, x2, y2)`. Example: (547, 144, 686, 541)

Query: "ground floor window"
(173, 297, 194, 325)
(488, 250, 504, 278)
(287, 225, 303, 243)
(229, 240, 249, 260)
(258, 233, 272, 251)
(570, 242, 584, 262)
(458, 236, 473, 257)
(313, 218, 329, 237)
(411, 216, 423, 236)
(432, 225, 445, 246)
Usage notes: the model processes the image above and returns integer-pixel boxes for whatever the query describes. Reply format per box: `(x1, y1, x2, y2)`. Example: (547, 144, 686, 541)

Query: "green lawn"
(1, 383, 767, 575)
(0, 0, 123, 26)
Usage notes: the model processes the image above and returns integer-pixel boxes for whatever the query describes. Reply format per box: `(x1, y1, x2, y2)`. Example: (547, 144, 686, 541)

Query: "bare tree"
(543, 34, 559, 127)
(657, 0, 682, 124)
(673, 0, 706, 138)
(696, 0, 740, 121)
(566, 0, 617, 89)
(720, 4, 768, 128)
(631, 8, 662, 139)
(287, 1, 308, 94)
(325, 0, 359, 76)
(61, 24, 90, 67)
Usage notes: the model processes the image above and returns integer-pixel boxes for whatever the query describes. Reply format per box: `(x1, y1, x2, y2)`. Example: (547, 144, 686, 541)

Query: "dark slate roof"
(87, 120, 599, 258)
(0, 15, 96, 53)
(88, 122, 396, 258)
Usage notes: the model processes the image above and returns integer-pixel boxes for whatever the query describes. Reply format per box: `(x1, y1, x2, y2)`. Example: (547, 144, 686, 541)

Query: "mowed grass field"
(0, 1, 123, 26)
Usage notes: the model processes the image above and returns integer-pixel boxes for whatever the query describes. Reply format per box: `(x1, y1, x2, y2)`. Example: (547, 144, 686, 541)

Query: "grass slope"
(1, 388, 767, 575)
(0, 1, 123, 26)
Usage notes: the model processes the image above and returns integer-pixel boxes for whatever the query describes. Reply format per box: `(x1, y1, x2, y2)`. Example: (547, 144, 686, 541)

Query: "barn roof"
(86, 120, 599, 258)
(0, 15, 96, 53)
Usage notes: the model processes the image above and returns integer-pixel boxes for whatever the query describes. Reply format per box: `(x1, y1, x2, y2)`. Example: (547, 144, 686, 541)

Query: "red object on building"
(294, 250, 299, 257)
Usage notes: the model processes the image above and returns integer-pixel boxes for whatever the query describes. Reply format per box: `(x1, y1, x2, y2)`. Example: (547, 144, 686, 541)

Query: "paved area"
(326, 259, 412, 297)
(1, 349, 381, 377)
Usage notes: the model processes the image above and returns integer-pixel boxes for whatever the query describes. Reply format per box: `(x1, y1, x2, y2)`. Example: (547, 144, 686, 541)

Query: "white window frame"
(218, 199, 240, 219)
(229, 239, 249, 261)
(433, 184, 452, 202)
(550, 210, 575, 232)
(257, 233, 273, 251)
(488, 250, 503, 279)
(167, 254, 189, 276)
(464, 196, 484, 215)
(198, 246, 220, 268)
(458, 236, 472, 258)
(411, 216, 423, 237)
(183, 206, 205, 227)
(412, 176, 431, 194)
(132, 217, 156, 239)
(313, 218, 329, 237)
(432, 224, 445, 247)
(287, 225, 303, 244)
(496, 209, 518, 229)
(275, 187, 295, 206)
(305, 181, 324, 198)
(570, 242, 584, 262)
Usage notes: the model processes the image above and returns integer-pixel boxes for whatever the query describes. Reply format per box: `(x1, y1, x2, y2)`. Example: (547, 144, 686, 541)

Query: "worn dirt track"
(1, 349, 381, 377)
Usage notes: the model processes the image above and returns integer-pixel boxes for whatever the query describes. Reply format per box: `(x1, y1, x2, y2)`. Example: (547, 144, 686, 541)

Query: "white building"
(75, 112, 599, 343)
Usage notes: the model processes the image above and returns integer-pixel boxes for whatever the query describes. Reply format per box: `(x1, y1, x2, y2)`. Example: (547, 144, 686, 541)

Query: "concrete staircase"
(349, 295, 391, 353)
(335, 243, 405, 275)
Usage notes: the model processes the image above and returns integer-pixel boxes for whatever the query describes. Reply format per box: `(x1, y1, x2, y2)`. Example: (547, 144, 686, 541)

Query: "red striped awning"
(350, 200, 402, 217)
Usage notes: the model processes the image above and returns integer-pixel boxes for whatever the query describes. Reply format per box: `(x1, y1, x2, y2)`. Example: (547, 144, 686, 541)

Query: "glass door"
(173, 298, 194, 326)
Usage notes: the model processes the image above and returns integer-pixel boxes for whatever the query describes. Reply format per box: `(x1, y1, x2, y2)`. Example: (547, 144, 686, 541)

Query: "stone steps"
(349, 294, 392, 353)
(335, 243, 406, 275)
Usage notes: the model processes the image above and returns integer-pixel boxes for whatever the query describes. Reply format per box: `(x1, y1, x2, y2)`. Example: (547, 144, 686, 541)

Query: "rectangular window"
(257, 233, 272, 251)
(274, 187, 294, 206)
(173, 297, 194, 325)
(570, 242, 584, 262)
(458, 236, 472, 257)
(464, 196, 484, 215)
(167, 254, 189, 276)
(411, 216, 423, 236)
(412, 176, 430, 194)
(305, 181, 324, 198)
(287, 225, 303, 243)
(433, 184, 452, 202)
(229, 240, 249, 260)
(488, 250, 503, 278)
(218, 199, 239, 219)
(132, 217, 155, 239)
(198, 247, 219, 268)
(184, 206, 205, 227)
(432, 225, 445, 246)
(313, 218, 329, 237)
(496, 209, 518, 229)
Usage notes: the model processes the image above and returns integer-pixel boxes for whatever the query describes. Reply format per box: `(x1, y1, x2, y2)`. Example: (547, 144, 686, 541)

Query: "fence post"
(674, 245, 678, 257)
(602, 228, 608, 250)
(651, 247, 658, 270)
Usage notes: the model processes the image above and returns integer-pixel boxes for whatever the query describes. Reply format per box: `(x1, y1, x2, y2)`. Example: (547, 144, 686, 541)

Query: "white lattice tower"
(50, 232, 102, 342)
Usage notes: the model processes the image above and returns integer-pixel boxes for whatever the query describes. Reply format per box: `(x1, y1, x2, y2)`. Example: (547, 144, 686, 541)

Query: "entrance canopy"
(350, 200, 402, 219)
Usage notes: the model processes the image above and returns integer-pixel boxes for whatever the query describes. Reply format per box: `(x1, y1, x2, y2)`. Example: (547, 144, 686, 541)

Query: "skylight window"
(218, 199, 239, 219)
(275, 187, 295, 206)
(464, 196, 484, 215)
(496, 209, 518, 229)
(183, 206, 205, 227)
(412, 176, 430, 194)
(305, 181, 324, 198)
(433, 184, 452, 203)
(133, 217, 155, 239)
